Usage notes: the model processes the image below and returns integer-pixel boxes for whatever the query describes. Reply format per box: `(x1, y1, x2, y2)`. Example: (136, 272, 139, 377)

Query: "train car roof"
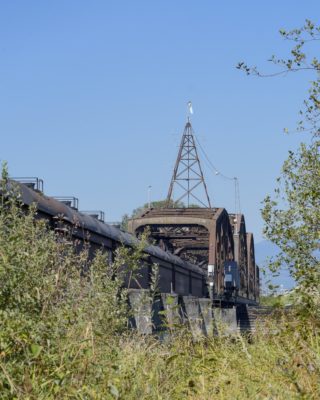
(3, 180, 204, 275)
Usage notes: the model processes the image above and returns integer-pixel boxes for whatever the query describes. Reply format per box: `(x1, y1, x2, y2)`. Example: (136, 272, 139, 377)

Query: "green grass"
(260, 292, 296, 307)
(10, 316, 318, 399)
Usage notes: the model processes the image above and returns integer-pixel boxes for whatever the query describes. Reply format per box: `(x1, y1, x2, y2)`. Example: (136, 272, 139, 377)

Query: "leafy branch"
(237, 19, 320, 137)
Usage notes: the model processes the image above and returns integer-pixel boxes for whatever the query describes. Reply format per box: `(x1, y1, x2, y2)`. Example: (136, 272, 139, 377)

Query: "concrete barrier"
(160, 293, 181, 329)
(128, 289, 152, 334)
(127, 289, 238, 337)
(182, 296, 204, 339)
(213, 307, 238, 335)
(198, 298, 214, 337)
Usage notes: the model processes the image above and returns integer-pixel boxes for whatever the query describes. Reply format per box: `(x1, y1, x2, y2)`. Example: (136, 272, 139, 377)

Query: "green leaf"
(30, 344, 43, 358)
(166, 354, 179, 365)
(166, 295, 175, 305)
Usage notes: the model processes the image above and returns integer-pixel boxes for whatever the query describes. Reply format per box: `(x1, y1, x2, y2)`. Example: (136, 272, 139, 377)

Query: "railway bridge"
(128, 117, 259, 305)
(3, 111, 260, 336)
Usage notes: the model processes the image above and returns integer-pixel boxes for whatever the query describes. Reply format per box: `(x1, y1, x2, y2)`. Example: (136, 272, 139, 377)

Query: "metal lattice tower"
(166, 118, 211, 208)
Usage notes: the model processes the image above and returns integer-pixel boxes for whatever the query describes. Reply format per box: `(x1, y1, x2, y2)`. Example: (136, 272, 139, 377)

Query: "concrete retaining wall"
(128, 289, 237, 337)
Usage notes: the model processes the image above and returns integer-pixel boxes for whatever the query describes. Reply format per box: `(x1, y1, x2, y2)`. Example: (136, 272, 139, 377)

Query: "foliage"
(238, 20, 320, 315)
(237, 19, 320, 136)
(0, 164, 129, 398)
(262, 140, 320, 315)
(0, 164, 320, 399)
(260, 292, 295, 307)
(132, 199, 185, 217)
(99, 315, 320, 400)
(121, 199, 185, 230)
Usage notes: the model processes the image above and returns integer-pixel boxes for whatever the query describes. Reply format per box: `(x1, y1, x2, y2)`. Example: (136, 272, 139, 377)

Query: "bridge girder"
(128, 207, 235, 295)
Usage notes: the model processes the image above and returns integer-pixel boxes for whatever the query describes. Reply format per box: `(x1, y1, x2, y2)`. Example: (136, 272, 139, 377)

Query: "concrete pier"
(182, 296, 204, 339)
(128, 289, 240, 337)
(160, 293, 181, 329)
(128, 289, 153, 334)
(199, 298, 214, 337)
(213, 307, 238, 335)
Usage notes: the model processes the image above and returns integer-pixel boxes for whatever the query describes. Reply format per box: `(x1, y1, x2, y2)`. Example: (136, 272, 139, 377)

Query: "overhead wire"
(193, 132, 242, 216)
(194, 134, 234, 180)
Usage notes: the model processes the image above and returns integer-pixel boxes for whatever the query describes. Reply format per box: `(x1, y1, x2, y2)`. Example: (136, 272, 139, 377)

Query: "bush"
(0, 165, 319, 399)
(0, 165, 128, 398)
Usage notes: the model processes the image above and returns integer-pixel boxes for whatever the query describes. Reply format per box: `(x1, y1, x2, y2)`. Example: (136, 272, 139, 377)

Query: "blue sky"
(1, 1, 319, 242)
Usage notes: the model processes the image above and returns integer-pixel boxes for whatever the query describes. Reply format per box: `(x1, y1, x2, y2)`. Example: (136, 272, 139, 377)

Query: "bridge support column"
(199, 298, 214, 337)
(213, 307, 238, 335)
(182, 296, 205, 339)
(160, 293, 181, 329)
(128, 289, 152, 334)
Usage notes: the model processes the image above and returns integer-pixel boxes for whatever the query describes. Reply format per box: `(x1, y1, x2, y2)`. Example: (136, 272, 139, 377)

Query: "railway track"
(236, 305, 274, 333)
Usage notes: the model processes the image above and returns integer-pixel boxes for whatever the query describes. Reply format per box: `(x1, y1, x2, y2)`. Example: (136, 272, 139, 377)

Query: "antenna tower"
(166, 118, 211, 208)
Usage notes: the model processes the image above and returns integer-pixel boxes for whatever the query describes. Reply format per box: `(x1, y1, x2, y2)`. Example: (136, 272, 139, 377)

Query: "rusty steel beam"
(128, 207, 235, 296)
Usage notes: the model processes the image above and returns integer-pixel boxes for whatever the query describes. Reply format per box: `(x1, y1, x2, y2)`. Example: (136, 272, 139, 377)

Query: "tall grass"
(0, 167, 319, 399)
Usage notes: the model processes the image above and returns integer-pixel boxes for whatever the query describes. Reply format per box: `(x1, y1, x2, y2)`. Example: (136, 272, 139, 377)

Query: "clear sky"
(1, 1, 319, 242)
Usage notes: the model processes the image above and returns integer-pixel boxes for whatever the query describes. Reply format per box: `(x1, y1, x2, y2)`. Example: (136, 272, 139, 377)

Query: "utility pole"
(148, 185, 152, 208)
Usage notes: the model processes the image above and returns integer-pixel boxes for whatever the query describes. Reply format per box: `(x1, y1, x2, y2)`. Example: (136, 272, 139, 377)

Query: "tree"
(131, 199, 186, 217)
(237, 19, 320, 137)
(121, 199, 186, 230)
(238, 20, 320, 315)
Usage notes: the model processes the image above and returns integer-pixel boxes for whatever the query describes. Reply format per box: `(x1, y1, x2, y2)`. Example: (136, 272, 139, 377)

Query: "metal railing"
(53, 196, 79, 210)
(81, 210, 105, 222)
(11, 177, 44, 192)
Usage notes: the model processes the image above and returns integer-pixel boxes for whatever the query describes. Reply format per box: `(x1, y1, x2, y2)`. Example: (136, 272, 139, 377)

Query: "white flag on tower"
(188, 101, 193, 115)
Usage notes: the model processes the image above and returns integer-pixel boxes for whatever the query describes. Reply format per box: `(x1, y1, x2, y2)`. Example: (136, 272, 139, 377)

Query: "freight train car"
(2, 179, 259, 307)
(2, 179, 208, 299)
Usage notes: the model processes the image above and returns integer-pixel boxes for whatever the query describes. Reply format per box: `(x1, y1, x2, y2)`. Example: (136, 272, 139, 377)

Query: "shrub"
(0, 164, 319, 399)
